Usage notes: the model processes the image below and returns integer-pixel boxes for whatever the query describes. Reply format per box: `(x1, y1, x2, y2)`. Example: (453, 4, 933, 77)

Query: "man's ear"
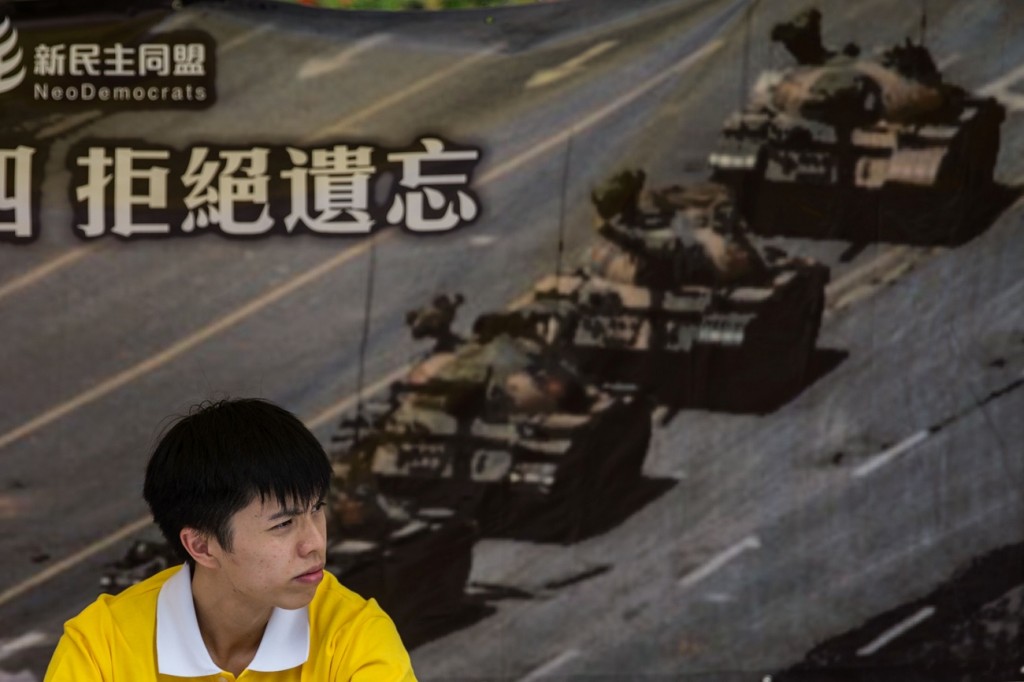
(180, 527, 221, 569)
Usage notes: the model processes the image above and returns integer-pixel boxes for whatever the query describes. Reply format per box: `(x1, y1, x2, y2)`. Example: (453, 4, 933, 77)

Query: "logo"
(0, 19, 215, 111)
(0, 17, 26, 95)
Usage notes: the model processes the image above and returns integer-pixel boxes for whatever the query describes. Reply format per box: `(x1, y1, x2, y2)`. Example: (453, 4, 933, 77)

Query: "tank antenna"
(919, 0, 928, 44)
(554, 133, 573, 284)
(739, 0, 754, 110)
(353, 233, 378, 442)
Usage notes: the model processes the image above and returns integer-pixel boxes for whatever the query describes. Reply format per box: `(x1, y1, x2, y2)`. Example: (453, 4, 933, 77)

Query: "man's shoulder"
(308, 572, 414, 678)
(66, 565, 180, 635)
(310, 571, 392, 631)
(312, 571, 379, 614)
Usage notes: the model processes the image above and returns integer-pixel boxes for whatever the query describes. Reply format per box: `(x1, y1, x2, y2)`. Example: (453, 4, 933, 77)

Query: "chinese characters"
(0, 146, 37, 243)
(67, 137, 481, 240)
(33, 42, 207, 78)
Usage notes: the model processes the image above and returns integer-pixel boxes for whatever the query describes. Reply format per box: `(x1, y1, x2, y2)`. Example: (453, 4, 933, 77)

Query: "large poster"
(0, 0, 1022, 679)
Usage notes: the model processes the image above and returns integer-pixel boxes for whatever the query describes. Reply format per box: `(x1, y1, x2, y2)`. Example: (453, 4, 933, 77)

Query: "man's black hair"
(143, 398, 332, 568)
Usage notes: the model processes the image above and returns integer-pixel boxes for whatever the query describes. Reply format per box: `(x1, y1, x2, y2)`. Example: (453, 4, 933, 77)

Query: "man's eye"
(312, 501, 326, 513)
(272, 519, 293, 530)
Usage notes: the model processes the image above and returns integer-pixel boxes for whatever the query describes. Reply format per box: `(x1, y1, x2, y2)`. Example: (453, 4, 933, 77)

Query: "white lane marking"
(0, 631, 52, 662)
(703, 592, 735, 603)
(936, 53, 961, 70)
(856, 606, 935, 656)
(469, 235, 497, 247)
(298, 33, 391, 80)
(853, 429, 930, 478)
(977, 62, 1024, 112)
(0, 239, 380, 453)
(526, 40, 618, 89)
(312, 45, 500, 139)
(220, 23, 273, 53)
(481, 39, 724, 185)
(517, 649, 581, 682)
(678, 535, 760, 589)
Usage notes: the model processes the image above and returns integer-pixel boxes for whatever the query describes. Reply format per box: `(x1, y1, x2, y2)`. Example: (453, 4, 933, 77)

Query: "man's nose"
(297, 516, 326, 556)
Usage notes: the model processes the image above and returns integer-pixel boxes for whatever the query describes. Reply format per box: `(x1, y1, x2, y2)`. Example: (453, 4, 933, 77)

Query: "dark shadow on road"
(584, 475, 678, 539)
(481, 475, 678, 544)
(950, 182, 1023, 246)
(403, 600, 498, 650)
(741, 182, 1022, 248)
(660, 348, 849, 425)
(800, 347, 849, 394)
(774, 540, 1024, 682)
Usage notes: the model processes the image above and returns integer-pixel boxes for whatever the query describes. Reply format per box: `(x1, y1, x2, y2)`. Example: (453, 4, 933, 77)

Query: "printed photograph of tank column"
(0, 0, 1021, 680)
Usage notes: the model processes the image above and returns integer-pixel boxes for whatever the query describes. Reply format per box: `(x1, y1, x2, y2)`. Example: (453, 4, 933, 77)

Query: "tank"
(510, 170, 829, 412)
(99, 489, 476, 645)
(332, 299, 653, 540)
(709, 9, 1005, 244)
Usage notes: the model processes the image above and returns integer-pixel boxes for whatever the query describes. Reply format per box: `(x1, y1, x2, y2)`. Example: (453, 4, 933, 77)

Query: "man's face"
(211, 494, 328, 611)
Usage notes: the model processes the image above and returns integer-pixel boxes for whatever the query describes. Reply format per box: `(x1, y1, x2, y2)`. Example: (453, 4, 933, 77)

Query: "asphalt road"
(1, 0, 1022, 679)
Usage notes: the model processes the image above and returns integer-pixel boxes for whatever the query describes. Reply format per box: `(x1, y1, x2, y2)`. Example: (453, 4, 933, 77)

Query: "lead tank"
(514, 169, 829, 412)
(332, 299, 652, 540)
(709, 9, 1004, 243)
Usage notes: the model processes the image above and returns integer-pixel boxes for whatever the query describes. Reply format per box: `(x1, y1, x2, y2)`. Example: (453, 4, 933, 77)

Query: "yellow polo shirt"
(44, 564, 416, 681)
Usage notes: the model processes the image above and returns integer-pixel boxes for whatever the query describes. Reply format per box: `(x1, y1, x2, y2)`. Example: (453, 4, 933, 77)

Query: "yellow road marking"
(0, 239, 381, 453)
(0, 246, 98, 303)
(219, 23, 273, 53)
(298, 33, 392, 81)
(310, 45, 501, 140)
(480, 39, 723, 184)
(526, 40, 619, 89)
(824, 247, 908, 301)
(0, 516, 152, 608)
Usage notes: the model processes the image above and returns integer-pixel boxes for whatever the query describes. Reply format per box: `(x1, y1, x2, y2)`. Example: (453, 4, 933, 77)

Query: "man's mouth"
(294, 565, 325, 583)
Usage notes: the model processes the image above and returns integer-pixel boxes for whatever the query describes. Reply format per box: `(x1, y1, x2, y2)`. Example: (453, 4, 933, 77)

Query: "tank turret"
(588, 173, 768, 289)
(710, 10, 1005, 243)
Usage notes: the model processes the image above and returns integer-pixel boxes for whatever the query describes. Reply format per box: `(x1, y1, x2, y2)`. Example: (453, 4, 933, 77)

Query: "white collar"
(156, 564, 310, 676)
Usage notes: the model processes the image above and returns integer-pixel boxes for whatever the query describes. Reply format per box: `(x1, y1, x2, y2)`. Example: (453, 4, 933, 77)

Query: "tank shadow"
(582, 476, 679, 539)
(659, 348, 849, 423)
(401, 601, 497, 650)
(773, 541, 1024, 682)
(743, 182, 1021, 247)
(780, 347, 850, 407)
(480, 476, 678, 545)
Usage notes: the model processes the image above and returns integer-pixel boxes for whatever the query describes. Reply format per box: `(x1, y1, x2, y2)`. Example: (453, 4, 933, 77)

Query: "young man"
(44, 398, 417, 681)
